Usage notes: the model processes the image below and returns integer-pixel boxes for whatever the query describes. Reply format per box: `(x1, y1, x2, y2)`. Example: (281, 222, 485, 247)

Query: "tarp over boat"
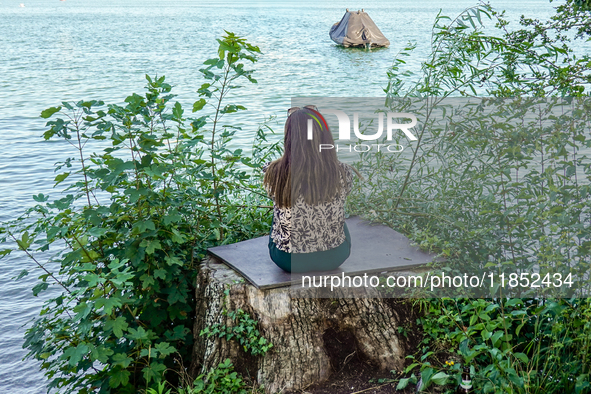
(330, 9, 390, 48)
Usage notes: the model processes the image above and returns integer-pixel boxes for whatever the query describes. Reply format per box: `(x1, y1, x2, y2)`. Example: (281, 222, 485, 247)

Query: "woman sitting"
(262, 105, 358, 273)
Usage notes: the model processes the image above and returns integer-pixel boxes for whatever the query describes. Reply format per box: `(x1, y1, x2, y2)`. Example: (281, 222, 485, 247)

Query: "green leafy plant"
(404, 298, 591, 393)
(0, 32, 279, 393)
(179, 359, 250, 394)
(200, 308, 273, 357)
(200, 288, 273, 357)
(353, 2, 591, 275)
(146, 359, 262, 394)
(147, 381, 173, 394)
(348, 1, 591, 393)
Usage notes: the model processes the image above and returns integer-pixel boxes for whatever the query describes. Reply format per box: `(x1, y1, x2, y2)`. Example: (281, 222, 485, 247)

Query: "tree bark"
(190, 255, 419, 393)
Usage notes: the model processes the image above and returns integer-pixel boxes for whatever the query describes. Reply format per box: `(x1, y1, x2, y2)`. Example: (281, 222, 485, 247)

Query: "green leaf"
(154, 268, 167, 280)
(83, 273, 101, 287)
(154, 342, 176, 358)
(17, 231, 32, 250)
(421, 367, 435, 389)
(167, 325, 189, 341)
(73, 302, 92, 320)
(141, 274, 155, 289)
(513, 352, 529, 363)
(203, 58, 218, 65)
(167, 288, 186, 305)
(95, 296, 122, 315)
(459, 339, 470, 356)
(32, 193, 48, 202)
(109, 368, 131, 388)
(143, 362, 167, 384)
(192, 99, 206, 112)
(127, 326, 149, 341)
(134, 220, 156, 233)
(197, 83, 212, 97)
(397, 377, 411, 390)
(405, 363, 420, 374)
(90, 345, 114, 364)
(491, 330, 504, 346)
(507, 370, 524, 386)
(173, 101, 184, 119)
(516, 321, 526, 336)
(431, 371, 450, 385)
(505, 298, 523, 307)
(142, 239, 162, 254)
(32, 282, 49, 296)
(108, 258, 126, 271)
(170, 229, 187, 244)
(14, 269, 28, 280)
(481, 328, 492, 341)
(41, 106, 62, 119)
(61, 343, 89, 367)
(105, 316, 129, 338)
(164, 255, 183, 266)
(54, 172, 70, 186)
(112, 352, 133, 368)
(88, 227, 107, 237)
(49, 194, 74, 210)
(163, 213, 182, 225)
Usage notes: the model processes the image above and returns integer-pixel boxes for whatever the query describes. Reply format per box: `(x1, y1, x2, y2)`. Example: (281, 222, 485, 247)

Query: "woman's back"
(263, 106, 355, 272)
(264, 161, 353, 254)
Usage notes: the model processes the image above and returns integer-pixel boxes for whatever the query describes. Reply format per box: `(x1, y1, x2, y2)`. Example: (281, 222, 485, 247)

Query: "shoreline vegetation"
(1, 1, 591, 393)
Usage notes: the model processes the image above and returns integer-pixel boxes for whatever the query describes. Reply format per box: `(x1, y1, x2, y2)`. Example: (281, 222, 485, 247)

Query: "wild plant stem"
(210, 61, 232, 241)
(74, 118, 92, 208)
(7, 230, 74, 297)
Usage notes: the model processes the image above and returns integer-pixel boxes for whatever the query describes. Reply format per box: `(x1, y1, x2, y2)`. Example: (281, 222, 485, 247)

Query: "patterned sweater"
(263, 161, 353, 253)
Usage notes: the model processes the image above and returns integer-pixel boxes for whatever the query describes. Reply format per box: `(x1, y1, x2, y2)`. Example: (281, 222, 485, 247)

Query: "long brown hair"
(264, 108, 347, 208)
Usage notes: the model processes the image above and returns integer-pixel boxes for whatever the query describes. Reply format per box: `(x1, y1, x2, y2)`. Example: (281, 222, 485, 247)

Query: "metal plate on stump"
(207, 216, 437, 289)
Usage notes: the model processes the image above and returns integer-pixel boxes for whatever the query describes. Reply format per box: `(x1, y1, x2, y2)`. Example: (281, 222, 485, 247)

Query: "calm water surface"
(0, 0, 556, 391)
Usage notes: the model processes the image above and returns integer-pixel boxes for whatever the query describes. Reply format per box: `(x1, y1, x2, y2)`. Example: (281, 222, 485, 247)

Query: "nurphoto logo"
(308, 109, 418, 152)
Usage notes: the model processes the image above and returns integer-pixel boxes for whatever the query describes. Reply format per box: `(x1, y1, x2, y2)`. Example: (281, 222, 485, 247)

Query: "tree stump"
(190, 256, 419, 393)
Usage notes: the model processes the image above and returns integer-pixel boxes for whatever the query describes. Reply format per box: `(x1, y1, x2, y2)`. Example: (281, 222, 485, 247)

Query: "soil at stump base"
(285, 326, 417, 394)
(284, 365, 416, 393)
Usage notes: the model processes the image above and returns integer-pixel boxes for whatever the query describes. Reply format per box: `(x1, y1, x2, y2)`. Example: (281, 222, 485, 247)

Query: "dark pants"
(268, 223, 351, 273)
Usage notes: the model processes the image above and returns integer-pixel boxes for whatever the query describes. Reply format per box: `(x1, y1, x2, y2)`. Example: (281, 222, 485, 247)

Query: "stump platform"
(207, 215, 437, 289)
(190, 217, 436, 393)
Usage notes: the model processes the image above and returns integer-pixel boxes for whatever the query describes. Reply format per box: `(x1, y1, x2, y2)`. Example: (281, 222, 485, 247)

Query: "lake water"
(0, 0, 559, 391)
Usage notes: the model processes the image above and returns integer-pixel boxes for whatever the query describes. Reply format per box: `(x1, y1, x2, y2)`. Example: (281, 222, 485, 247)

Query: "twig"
(8, 231, 73, 296)
(349, 382, 393, 394)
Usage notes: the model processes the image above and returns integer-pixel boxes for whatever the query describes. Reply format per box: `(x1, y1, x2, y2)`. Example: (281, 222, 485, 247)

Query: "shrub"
(0, 32, 279, 393)
(349, 1, 591, 393)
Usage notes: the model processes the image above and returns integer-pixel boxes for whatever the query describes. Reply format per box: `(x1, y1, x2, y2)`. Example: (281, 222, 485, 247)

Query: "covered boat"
(329, 9, 390, 48)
